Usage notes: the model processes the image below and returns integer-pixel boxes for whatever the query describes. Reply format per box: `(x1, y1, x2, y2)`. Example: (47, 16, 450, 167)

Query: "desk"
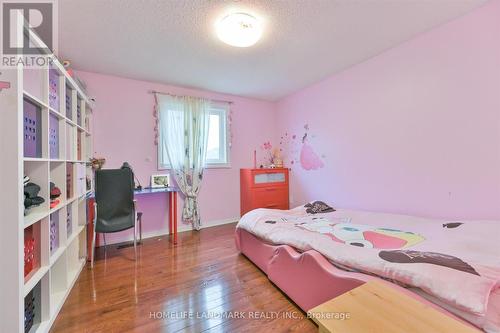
(134, 187, 180, 245)
(87, 187, 180, 256)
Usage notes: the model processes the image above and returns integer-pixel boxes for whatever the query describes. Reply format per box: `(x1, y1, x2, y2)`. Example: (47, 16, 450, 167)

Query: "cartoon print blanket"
(237, 202, 500, 316)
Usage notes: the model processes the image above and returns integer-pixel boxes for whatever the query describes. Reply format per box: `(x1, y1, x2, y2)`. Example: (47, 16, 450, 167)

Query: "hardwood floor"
(51, 223, 317, 333)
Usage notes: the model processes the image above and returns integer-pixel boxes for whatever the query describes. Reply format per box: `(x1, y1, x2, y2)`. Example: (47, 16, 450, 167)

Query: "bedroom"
(0, 0, 499, 332)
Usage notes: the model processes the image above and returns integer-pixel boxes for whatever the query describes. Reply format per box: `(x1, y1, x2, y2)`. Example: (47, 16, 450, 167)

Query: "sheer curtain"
(156, 93, 211, 230)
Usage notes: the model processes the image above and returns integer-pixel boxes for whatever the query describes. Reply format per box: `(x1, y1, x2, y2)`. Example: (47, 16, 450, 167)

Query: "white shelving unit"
(0, 31, 94, 333)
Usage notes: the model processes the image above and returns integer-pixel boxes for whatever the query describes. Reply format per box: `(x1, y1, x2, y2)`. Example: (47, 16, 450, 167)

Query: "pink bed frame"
(235, 227, 477, 328)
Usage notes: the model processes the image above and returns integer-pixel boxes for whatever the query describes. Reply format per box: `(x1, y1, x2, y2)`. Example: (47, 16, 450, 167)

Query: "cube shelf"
(1, 37, 93, 333)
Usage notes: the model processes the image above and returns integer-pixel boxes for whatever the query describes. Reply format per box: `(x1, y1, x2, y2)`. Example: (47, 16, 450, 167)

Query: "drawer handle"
(265, 188, 277, 191)
(265, 204, 279, 208)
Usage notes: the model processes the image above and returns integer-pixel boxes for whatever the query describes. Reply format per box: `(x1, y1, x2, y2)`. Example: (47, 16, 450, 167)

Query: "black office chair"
(91, 168, 140, 268)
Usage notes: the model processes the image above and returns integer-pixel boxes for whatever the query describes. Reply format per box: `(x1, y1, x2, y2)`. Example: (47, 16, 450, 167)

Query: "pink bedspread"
(237, 203, 500, 317)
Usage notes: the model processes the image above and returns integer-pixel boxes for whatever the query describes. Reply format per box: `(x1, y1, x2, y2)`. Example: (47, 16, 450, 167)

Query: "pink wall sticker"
(299, 124, 324, 170)
(0, 81, 11, 92)
(279, 124, 325, 171)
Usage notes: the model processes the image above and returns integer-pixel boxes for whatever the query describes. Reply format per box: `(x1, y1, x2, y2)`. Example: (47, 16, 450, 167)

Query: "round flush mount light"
(216, 12, 263, 47)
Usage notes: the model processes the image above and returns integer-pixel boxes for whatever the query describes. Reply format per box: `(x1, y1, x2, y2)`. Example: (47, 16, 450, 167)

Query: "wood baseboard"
(98, 217, 240, 247)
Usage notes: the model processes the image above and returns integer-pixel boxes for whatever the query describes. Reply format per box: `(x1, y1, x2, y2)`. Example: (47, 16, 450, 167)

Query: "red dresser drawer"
(253, 187, 288, 209)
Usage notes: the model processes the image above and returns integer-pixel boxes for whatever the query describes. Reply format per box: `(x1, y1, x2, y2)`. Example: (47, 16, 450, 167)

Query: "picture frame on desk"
(151, 174, 170, 188)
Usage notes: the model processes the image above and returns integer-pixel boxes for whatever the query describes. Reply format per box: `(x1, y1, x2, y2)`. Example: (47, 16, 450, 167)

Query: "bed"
(235, 202, 500, 332)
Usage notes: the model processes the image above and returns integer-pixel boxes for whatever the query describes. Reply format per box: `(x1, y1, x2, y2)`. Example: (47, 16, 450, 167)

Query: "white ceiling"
(59, 0, 488, 101)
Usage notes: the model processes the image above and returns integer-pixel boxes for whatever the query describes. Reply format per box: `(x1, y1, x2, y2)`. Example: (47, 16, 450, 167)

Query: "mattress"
(411, 287, 500, 333)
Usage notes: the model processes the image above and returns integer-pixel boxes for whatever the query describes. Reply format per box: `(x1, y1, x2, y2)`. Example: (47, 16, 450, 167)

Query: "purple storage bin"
(66, 205, 72, 237)
(24, 290, 35, 333)
(25, 281, 41, 333)
(49, 69, 59, 110)
(50, 213, 59, 254)
(65, 86, 72, 119)
(23, 99, 42, 158)
(49, 113, 59, 159)
(76, 98, 82, 126)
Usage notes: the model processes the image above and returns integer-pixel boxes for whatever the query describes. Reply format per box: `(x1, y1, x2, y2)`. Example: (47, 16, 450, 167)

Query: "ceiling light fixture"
(216, 12, 263, 47)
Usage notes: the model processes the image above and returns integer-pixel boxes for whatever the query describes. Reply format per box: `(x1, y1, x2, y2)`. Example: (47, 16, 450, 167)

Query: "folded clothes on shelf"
(50, 182, 62, 209)
(50, 182, 61, 200)
(50, 199, 60, 209)
(24, 182, 45, 213)
(24, 196, 45, 210)
(24, 182, 39, 198)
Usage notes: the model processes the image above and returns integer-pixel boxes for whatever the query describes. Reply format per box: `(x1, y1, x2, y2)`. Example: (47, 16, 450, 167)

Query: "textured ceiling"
(58, 0, 488, 101)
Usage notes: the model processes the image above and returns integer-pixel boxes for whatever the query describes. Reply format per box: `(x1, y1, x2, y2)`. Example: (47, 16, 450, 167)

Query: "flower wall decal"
(279, 124, 325, 171)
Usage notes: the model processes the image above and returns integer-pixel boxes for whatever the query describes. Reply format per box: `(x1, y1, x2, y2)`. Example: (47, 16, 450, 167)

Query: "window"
(158, 104, 230, 169)
(206, 107, 229, 166)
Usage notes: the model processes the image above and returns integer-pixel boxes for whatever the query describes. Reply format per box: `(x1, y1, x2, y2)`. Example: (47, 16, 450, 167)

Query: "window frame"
(157, 104, 231, 170)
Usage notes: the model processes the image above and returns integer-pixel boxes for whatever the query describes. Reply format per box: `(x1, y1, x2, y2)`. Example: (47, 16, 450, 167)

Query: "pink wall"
(276, 1, 500, 220)
(76, 71, 276, 244)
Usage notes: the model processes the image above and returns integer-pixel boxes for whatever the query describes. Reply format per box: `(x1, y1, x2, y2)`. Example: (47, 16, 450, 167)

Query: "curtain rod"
(148, 90, 233, 104)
